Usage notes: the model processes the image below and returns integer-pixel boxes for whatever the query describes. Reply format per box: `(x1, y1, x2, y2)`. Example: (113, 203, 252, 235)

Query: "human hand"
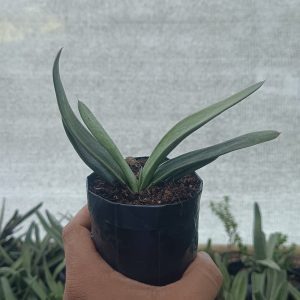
(63, 206, 223, 300)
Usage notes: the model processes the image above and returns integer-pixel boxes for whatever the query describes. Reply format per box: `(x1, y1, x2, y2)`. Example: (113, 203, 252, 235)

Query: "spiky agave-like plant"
(53, 49, 280, 193)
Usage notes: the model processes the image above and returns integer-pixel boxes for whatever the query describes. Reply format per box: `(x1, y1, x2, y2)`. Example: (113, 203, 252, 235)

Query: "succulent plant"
(53, 49, 280, 193)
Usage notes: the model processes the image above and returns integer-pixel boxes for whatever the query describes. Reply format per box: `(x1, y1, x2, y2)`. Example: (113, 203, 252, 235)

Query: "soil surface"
(90, 157, 201, 205)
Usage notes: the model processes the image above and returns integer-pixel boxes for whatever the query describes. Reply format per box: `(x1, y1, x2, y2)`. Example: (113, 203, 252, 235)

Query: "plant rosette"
(53, 49, 280, 285)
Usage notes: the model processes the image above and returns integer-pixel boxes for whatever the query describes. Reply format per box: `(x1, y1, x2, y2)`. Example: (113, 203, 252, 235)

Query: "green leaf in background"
(78, 100, 138, 192)
(24, 277, 47, 300)
(20, 243, 32, 275)
(252, 272, 266, 300)
(43, 259, 57, 291)
(53, 260, 66, 280)
(139, 81, 265, 189)
(0, 202, 42, 240)
(214, 253, 231, 292)
(288, 283, 300, 300)
(266, 233, 281, 260)
(53, 49, 126, 186)
(151, 131, 279, 185)
(253, 202, 267, 260)
(265, 269, 288, 300)
(0, 199, 5, 235)
(1, 200, 299, 299)
(230, 269, 248, 300)
(0, 245, 14, 265)
(1, 277, 17, 300)
(257, 259, 280, 271)
(36, 211, 63, 248)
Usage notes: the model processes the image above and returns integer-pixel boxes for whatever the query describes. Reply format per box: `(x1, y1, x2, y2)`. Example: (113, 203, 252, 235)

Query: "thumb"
(62, 206, 112, 273)
(160, 252, 223, 300)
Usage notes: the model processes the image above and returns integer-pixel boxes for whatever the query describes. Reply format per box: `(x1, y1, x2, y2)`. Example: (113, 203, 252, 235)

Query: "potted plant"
(53, 49, 280, 286)
(208, 199, 300, 299)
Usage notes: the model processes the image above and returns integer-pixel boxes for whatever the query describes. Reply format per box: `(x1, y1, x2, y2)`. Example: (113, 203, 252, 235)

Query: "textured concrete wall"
(0, 0, 299, 243)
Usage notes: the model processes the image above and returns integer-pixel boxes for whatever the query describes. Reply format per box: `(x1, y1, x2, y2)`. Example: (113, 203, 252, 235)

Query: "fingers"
(62, 205, 110, 272)
(63, 206, 160, 300)
(183, 252, 223, 288)
(160, 252, 223, 300)
(68, 205, 91, 229)
(63, 207, 223, 300)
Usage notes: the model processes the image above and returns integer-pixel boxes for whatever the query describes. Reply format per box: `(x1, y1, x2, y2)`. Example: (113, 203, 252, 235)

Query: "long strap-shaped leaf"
(78, 101, 138, 192)
(253, 202, 267, 260)
(155, 157, 217, 184)
(53, 49, 126, 186)
(139, 81, 265, 189)
(151, 131, 280, 186)
(63, 122, 116, 184)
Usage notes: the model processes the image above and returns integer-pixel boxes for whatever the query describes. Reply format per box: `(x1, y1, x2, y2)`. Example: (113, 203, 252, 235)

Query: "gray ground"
(0, 1, 299, 244)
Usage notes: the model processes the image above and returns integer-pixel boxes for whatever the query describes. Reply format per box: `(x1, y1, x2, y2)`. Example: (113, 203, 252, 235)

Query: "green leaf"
(24, 277, 47, 300)
(0, 245, 14, 265)
(0, 199, 5, 236)
(139, 81, 265, 189)
(53, 49, 126, 186)
(213, 253, 231, 291)
(257, 259, 280, 271)
(53, 259, 65, 280)
(21, 243, 32, 275)
(230, 269, 248, 300)
(63, 122, 116, 184)
(18, 203, 43, 224)
(288, 282, 300, 300)
(78, 100, 138, 192)
(265, 269, 288, 300)
(0, 277, 17, 300)
(0, 203, 42, 240)
(43, 259, 57, 292)
(252, 272, 266, 300)
(266, 233, 281, 260)
(25, 222, 35, 243)
(151, 131, 279, 185)
(156, 157, 217, 184)
(253, 291, 266, 300)
(45, 211, 62, 233)
(34, 223, 41, 246)
(0, 267, 18, 276)
(36, 212, 63, 248)
(253, 202, 267, 260)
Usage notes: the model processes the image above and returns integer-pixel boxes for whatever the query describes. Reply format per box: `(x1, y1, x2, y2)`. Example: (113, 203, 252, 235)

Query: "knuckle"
(62, 223, 76, 242)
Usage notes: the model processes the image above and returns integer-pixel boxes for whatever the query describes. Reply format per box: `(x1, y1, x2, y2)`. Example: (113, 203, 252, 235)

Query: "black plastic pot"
(87, 168, 203, 286)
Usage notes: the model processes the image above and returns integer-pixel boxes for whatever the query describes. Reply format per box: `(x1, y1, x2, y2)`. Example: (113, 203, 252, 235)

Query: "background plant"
(210, 196, 244, 251)
(53, 50, 280, 193)
(210, 198, 300, 300)
(0, 199, 299, 299)
(0, 200, 65, 300)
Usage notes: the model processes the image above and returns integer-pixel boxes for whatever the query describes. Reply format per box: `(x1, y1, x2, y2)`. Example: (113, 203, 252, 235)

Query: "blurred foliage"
(210, 196, 246, 253)
(0, 197, 299, 299)
(210, 198, 300, 300)
(0, 199, 65, 300)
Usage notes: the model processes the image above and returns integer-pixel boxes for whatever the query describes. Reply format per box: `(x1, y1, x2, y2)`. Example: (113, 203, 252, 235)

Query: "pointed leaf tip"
(255, 81, 265, 89)
(139, 81, 267, 189)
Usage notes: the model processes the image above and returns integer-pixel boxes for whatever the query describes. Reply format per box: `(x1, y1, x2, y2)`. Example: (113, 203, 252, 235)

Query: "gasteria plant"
(53, 49, 280, 193)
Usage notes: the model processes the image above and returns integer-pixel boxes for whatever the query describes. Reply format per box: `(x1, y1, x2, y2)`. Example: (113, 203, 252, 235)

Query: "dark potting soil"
(90, 157, 201, 205)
